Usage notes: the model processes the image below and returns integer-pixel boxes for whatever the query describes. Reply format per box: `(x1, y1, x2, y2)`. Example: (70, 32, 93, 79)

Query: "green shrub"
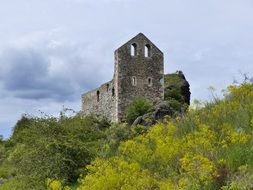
(0, 177, 45, 190)
(219, 144, 253, 172)
(126, 98, 152, 124)
(0, 115, 110, 189)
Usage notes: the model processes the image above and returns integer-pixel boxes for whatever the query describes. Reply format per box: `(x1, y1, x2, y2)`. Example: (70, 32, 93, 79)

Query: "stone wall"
(82, 80, 116, 121)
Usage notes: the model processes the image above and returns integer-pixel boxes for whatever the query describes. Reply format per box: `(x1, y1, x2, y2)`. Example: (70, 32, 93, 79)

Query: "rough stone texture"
(174, 71, 190, 105)
(82, 33, 164, 122)
(132, 101, 178, 127)
(81, 80, 116, 121)
(181, 75, 191, 105)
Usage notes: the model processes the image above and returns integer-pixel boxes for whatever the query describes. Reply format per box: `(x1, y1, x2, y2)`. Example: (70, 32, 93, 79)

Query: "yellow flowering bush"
(47, 179, 62, 190)
(46, 179, 71, 190)
(77, 157, 157, 190)
(180, 153, 217, 186)
(183, 124, 217, 153)
(76, 84, 253, 190)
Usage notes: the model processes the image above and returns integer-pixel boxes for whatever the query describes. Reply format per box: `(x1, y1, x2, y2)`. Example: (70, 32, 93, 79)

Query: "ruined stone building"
(81, 33, 164, 122)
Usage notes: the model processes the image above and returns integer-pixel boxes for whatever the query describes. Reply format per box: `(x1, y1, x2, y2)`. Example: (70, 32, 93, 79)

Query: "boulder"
(132, 101, 178, 127)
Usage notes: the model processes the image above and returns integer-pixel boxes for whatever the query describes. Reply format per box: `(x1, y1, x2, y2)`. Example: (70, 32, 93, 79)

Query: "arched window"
(97, 90, 100, 102)
(106, 84, 109, 92)
(112, 88, 115, 96)
(148, 77, 153, 87)
(160, 77, 164, 85)
(145, 44, 151, 57)
(131, 43, 137, 56)
(132, 76, 137, 86)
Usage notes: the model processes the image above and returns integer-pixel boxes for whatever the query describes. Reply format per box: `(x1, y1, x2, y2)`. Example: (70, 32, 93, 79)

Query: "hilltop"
(0, 76, 252, 190)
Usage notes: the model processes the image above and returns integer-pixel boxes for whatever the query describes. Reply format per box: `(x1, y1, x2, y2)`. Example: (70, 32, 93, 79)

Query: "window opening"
(160, 77, 164, 85)
(97, 90, 100, 102)
(145, 44, 151, 57)
(112, 88, 115, 96)
(132, 76, 137, 86)
(131, 43, 137, 56)
(148, 77, 152, 86)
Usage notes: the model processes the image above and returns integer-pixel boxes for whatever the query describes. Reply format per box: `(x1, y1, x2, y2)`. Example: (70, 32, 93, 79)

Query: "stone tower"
(82, 33, 164, 122)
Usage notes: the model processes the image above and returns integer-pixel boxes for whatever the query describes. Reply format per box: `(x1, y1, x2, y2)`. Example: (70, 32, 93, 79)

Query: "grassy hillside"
(76, 83, 253, 190)
(0, 83, 252, 190)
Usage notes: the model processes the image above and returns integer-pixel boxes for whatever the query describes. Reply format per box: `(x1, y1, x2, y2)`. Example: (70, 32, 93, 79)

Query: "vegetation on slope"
(164, 71, 190, 109)
(0, 114, 145, 189)
(0, 115, 111, 189)
(76, 83, 253, 190)
(0, 79, 252, 189)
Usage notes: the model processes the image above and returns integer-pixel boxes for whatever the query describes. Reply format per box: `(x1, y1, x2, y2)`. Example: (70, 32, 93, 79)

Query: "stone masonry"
(82, 33, 164, 122)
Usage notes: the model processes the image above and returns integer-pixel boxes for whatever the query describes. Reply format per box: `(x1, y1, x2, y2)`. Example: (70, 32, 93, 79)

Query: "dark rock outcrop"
(164, 71, 191, 105)
(178, 71, 191, 105)
(132, 101, 179, 127)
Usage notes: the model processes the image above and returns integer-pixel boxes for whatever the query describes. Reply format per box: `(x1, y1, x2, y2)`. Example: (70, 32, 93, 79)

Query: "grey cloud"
(0, 49, 49, 91)
(0, 43, 109, 101)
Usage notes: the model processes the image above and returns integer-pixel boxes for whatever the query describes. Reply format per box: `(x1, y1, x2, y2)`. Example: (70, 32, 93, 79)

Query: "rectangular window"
(148, 77, 152, 87)
(132, 76, 137, 86)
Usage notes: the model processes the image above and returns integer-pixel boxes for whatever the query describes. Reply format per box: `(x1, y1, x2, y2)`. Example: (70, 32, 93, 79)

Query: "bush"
(77, 83, 253, 190)
(126, 98, 152, 124)
(0, 115, 110, 189)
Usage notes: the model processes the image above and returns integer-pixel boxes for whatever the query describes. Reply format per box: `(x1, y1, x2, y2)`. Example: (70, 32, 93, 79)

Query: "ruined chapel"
(81, 33, 164, 122)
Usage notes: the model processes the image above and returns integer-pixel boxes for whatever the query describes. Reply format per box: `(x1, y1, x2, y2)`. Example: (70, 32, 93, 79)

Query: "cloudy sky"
(0, 0, 253, 138)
